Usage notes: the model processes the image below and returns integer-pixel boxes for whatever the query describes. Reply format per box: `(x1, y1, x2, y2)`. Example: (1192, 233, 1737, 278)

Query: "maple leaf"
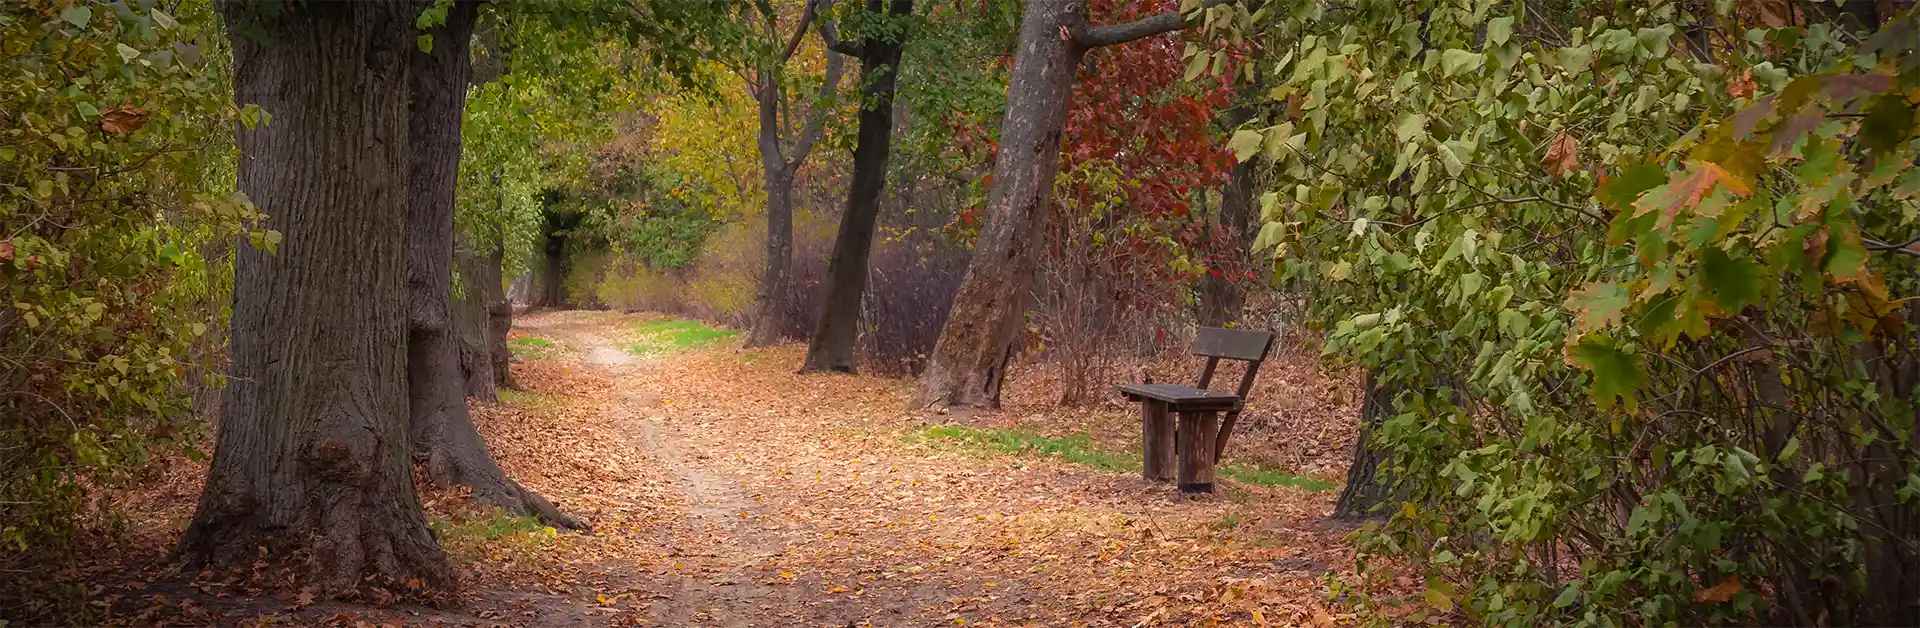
(101, 105, 150, 136)
(1634, 161, 1752, 229)
(1726, 68, 1757, 99)
(1543, 133, 1580, 177)
(1693, 575, 1741, 604)
(1566, 282, 1630, 332)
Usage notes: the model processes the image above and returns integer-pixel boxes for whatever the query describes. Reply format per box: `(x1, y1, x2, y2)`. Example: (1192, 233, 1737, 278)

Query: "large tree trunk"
(911, 1, 1088, 409)
(802, 0, 914, 373)
(182, 2, 452, 595)
(405, 2, 582, 531)
(1333, 371, 1397, 520)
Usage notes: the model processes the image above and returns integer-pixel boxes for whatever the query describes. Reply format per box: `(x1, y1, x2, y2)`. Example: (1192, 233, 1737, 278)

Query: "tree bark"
(182, 2, 452, 595)
(802, 0, 914, 373)
(483, 235, 516, 391)
(910, 1, 1090, 409)
(1199, 107, 1257, 327)
(405, 2, 583, 531)
(1333, 371, 1398, 520)
(747, 153, 796, 347)
(746, 13, 844, 348)
(452, 237, 498, 402)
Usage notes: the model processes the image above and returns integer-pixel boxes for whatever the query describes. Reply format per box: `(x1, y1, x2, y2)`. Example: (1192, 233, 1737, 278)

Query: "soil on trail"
(10, 310, 1366, 627)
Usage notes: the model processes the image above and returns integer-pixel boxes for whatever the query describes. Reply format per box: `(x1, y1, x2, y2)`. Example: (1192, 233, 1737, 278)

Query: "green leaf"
(1227, 129, 1263, 163)
(1697, 247, 1763, 312)
(1553, 582, 1582, 608)
(1566, 282, 1630, 331)
(116, 43, 141, 63)
(1568, 334, 1645, 411)
(417, 34, 434, 54)
(61, 6, 91, 28)
(151, 8, 178, 30)
(1395, 114, 1426, 143)
(1440, 49, 1484, 77)
(1487, 16, 1514, 46)
(1823, 226, 1867, 281)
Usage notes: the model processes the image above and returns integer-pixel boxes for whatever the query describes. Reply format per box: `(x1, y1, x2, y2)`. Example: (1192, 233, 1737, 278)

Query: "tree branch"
(785, 50, 845, 170)
(779, 0, 819, 62)
(1072, 0, 1232, 49)
(813, 0, 866, 57)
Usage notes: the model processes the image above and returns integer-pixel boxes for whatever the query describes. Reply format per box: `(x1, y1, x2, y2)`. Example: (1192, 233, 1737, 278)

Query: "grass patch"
(498, 388, 561, 410)
(624, 318, 740, 355)
(508, 336, 560, 359)
(428, 510, 558, 565)
(908, 425, 1337, 491)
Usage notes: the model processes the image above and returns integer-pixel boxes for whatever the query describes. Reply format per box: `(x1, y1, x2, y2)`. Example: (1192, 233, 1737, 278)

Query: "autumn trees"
(911, 0, 1220, 409)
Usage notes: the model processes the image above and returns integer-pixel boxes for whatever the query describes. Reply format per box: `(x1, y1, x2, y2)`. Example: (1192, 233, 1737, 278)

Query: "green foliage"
(0, 0, 268, 554)
(1209, 0, 1920, 624)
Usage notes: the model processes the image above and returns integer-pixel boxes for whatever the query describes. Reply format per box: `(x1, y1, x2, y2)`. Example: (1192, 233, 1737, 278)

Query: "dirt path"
(494, 310, 1358, 627)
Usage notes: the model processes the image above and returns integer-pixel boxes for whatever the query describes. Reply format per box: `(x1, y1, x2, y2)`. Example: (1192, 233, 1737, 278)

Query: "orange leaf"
(1634, 161, 1752, 229)
(1694, 575, 1741, 604)
(1543, 133, 1580, 176)
(1727, 68, 1757, 99)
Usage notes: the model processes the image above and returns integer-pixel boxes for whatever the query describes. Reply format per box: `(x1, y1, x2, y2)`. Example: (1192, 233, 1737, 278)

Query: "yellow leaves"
(1693, 575, 1741, 604)
(1543, 133, 1580, 177)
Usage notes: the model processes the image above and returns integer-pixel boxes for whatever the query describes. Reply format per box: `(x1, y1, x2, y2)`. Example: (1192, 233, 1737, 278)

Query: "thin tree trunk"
(452, 237, 498, 402)
(1333, 371, 1397, 520)
(483, 235, 516, 391)
(182, 1, 452, 595)
(1199, 107, 1256, 327)
(803, 0, 914, 373)
(404, 2, 582, 531)
(746, 23, 842, 348)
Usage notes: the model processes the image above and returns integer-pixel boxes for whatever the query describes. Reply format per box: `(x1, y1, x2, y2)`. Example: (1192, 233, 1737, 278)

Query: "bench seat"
(1117, 383, 1241, 411)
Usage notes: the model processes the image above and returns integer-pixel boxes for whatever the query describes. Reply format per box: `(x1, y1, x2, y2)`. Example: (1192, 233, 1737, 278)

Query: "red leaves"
(1634, 161, 1752, 229)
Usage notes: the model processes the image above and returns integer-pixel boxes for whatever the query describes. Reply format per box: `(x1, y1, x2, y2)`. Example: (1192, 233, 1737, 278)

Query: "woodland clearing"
(7, 311, 1394, 627)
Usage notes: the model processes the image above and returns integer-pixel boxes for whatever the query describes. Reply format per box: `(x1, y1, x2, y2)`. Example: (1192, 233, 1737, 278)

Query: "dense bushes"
(1219, 0, 1920, 624)
(0, 1, 266, 553)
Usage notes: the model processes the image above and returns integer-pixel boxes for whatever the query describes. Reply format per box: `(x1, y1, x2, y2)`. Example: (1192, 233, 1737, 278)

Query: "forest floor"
(10, 310, 1409, 627)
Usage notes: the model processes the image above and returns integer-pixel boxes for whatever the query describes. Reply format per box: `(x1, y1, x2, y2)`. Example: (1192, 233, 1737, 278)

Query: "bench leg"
(1141, 400, 1174, 482)
(1176, 410, 1218, 493)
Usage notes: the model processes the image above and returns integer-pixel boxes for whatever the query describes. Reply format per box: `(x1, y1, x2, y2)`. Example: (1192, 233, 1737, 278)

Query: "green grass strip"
(908, 425, 1337, 492)
(624, 318, 741, 355)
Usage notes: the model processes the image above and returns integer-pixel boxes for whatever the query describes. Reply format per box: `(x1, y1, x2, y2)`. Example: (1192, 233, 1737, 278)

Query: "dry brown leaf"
(1543, 133, 1580, 177)
(0, 239, 13, 263)
(100, 105, 150, 136)
(1727, 68, 1757, 99)
(1694, 574, 1742, 604)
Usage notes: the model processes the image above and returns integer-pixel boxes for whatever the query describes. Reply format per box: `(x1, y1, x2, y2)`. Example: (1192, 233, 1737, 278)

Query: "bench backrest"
(1189, 327, 1275, 401)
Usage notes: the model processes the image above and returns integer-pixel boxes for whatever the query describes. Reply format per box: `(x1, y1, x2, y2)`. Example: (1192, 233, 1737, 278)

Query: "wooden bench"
(1119, 327, 1274, 493)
